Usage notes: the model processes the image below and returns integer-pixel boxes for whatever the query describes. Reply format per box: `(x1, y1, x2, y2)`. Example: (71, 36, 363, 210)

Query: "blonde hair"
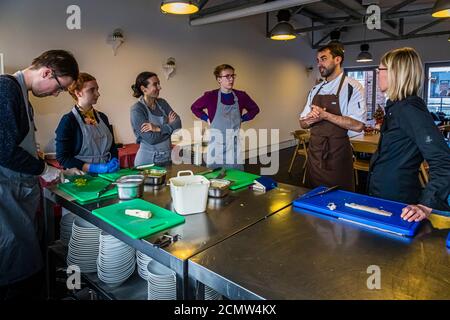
(381, 47, 423, 101)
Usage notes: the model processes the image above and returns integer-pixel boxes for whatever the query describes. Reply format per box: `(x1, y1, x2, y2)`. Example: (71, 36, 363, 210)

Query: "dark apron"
(0, 72, 43, 286)
(304, 75, 355, 192)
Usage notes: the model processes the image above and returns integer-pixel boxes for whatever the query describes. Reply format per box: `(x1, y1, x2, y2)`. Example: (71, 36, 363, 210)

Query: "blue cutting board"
(293, 186, 421, 237)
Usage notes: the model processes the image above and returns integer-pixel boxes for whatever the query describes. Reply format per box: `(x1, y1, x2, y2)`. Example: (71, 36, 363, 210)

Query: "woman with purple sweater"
(191, 64, 260, 169)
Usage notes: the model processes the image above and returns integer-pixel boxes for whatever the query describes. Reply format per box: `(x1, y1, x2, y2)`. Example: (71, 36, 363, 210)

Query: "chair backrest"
(293, 129, 310, 143)
(438, 124, 450, 138)
(350, 141, 378, 154)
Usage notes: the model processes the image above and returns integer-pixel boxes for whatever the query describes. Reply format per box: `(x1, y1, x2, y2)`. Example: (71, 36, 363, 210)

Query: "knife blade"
(300, 185, 339, 200)
(97, 182, 116, 198)
(216, 168, 227, 179)
(197, 167, 222, 176)
(133, 163, 155, 170)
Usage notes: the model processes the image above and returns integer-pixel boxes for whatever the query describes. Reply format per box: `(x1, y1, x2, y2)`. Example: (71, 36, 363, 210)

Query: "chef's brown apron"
(304, 75, 355, 192)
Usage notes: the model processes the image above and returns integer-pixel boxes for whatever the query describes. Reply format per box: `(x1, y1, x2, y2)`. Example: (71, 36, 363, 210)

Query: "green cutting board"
(99, 166, 166, 182)
(91, 199, 185, 239)
(58, 175, 117, 204)
(203, 169, 260, 190)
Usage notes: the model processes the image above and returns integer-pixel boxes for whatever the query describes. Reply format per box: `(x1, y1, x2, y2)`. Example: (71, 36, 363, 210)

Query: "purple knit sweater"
(191, 89, 260, 123)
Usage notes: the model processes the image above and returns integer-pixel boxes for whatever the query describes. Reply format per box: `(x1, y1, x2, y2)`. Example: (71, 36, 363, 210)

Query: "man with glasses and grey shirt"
(0, 50, 82, 299)
(299, 43, 367, 192)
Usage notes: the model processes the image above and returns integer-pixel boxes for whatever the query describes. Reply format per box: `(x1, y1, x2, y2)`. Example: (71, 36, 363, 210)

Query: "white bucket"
(169, 170, 210, 215)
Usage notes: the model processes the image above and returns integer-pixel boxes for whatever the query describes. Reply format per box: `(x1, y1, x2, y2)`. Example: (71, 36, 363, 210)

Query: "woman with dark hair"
(130, 72, 181, 166)
(55, 72, 119, 174)
(191, 64, 260, 169)
(368, 47, 450, 222)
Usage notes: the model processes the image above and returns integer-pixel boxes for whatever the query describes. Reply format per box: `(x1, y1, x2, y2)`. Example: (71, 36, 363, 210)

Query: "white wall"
(0, 0, 318, 153)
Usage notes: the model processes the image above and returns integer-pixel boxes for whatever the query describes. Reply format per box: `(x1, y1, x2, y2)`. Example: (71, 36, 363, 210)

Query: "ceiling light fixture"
(161, 1, 199, 15)
(432, 0, 450, 18)
(357, 44, 373, 62)
(270, 10, 297, 41)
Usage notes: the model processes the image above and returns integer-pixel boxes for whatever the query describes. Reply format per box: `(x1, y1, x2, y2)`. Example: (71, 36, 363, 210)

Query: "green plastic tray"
(91, 198, 185, 239)
(58, 175, 117, 204)
(203, 169, 260, 190)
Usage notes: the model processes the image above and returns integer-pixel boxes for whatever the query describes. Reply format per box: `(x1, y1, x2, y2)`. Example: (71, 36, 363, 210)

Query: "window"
(345, 66, 386, 120)
(424, 61, 450, 117)
(0, 53, 4, 74)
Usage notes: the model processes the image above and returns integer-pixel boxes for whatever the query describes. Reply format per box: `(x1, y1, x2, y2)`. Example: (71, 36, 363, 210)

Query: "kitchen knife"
(299, 185, 339, 200)
(133, 163, 155, 170)
(97, 182, 116, 198)
(216, 168, 227, 179)
(197, 167, 223, 176)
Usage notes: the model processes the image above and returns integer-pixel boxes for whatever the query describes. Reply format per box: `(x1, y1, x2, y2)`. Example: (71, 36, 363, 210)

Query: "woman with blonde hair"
(368, 47, 450, 222)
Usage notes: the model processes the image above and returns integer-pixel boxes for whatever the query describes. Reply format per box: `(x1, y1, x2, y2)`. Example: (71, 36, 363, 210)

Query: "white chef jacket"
(300, 73, 367, 137)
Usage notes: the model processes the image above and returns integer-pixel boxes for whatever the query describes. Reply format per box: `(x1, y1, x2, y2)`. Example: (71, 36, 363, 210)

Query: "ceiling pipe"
(190, 0, 321, 26)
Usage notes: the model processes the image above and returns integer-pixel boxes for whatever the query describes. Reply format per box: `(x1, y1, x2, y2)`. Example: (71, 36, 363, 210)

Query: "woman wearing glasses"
(368, 47, 450, 222)
(191, 64, 260, 169)
(55, 72, 119, 174)
(130, 71, 181, 166)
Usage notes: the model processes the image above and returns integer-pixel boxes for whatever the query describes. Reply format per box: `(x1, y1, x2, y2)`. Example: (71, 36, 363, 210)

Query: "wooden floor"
(244, 146, 369, 194)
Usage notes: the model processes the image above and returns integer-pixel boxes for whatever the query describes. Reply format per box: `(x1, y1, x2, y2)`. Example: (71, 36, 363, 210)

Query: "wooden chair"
(438, 124, 450, 139)
(288, 130, 310, 183)
(350, 141, 378, 187)
(419, 161, 429, 188)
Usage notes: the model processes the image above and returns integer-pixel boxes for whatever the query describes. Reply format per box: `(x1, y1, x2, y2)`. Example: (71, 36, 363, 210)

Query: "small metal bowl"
(208, 179, 231, 198)
(141, 169, 167, 186)
(115, 175, 144, 200)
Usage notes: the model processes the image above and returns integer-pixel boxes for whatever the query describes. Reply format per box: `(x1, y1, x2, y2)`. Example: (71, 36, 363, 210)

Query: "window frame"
(344, 65, 377, 120)
(423, 61, 450, 116)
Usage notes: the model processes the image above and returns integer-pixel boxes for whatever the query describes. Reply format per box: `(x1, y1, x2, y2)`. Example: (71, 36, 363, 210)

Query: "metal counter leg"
(43, 196, 55, 299)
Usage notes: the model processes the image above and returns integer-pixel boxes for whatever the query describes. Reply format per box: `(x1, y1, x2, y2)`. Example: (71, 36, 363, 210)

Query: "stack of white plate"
(59, 212, 76, 246)
(147, 260, 177, 300)
(136, 251, 152, 280)
(205, 285, 222, 300)
(67, 217, 100, 273)
(97, 232, 136, 287)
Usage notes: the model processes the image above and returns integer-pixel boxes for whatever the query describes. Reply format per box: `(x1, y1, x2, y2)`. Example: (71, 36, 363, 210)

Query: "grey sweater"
(130, 98, 182, 145)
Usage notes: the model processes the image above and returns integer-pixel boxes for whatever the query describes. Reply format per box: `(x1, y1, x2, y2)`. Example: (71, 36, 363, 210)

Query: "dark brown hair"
(68, 72, 96, 101)
(131, 71, 158, 98)
(30, 50, 79, 80)
(214, 64, 234, 79)
(317, 43, 345, 66)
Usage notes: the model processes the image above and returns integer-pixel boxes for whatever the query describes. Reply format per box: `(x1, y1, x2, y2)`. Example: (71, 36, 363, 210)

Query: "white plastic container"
(169, 170, 210, 215)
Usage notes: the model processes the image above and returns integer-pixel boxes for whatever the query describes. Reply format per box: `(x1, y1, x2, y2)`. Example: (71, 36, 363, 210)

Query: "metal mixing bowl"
(115, 175, 145, 200)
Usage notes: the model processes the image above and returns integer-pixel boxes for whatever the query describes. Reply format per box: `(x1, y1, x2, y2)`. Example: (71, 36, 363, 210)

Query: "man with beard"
(0, 50, 81, 299)
(299, 43, 366, 191)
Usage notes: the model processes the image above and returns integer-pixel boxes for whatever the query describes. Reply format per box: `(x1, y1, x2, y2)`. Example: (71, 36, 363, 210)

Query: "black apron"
(0, 73, 43, 286)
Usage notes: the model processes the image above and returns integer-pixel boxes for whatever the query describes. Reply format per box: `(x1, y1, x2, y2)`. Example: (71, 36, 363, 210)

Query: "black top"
(55, 107, 118, 170)
(368, 96, 450, 210)
(0, 75, 45, 175)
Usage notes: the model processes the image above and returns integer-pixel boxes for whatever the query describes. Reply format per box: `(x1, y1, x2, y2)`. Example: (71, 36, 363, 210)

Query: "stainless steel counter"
(188, 206, 450, 299)
(43, 164, 305, 299)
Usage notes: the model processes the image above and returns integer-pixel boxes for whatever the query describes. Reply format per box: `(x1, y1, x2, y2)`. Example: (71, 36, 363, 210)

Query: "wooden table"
(349, 133, 380, 146)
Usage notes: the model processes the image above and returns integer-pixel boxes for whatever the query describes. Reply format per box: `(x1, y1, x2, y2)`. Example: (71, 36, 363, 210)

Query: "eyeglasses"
(376, 67, 388, 73)
(52, 71, 67, 92)
(218, 74, 237, 80)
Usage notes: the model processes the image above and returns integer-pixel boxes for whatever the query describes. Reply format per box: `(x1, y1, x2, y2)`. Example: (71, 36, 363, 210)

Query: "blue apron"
(0, 71, 43, 285)
(134, 98, 171, 166)
(207, 91, 243, 170)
